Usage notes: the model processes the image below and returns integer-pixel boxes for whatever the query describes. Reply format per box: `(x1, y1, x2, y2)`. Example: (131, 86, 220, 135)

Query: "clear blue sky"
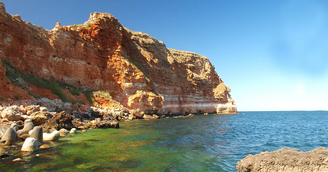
(2, 0, 328, 111)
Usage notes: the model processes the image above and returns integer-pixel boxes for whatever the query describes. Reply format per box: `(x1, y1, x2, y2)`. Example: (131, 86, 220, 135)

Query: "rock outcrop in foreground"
(0, 2, 236, 115)
(237, 147, 328, 172)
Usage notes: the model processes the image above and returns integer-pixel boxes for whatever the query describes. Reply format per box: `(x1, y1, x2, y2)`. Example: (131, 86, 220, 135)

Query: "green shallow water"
(1, 116, 226, 172)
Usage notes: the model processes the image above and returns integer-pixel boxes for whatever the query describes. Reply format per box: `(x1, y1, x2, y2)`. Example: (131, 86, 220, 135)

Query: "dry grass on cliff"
(1, 59, 93, 104)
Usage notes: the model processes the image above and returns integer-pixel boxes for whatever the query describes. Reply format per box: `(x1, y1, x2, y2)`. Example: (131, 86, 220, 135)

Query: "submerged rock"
(70, 128, 76, 134)
(39, 144, 51, 149)
(0, 148, 9, 158)
(43, 130, 60, 141)
(143, 114, 159, 120)
(59, 128, 68, 136)
(0, 127, 17, 145)
(29, 126, 43, 144)
(21, 137, 41, 152)
(17, 119, 34, 136)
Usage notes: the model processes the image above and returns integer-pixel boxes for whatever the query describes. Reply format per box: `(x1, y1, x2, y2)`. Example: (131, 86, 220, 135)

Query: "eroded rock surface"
(237, 147, 328, 172)
(0, 2, 236, 115)
(42, 111, 74, 130)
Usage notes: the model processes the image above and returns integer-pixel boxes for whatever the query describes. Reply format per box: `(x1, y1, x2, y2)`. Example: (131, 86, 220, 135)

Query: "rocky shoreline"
(0, 97, 121, 160)
(0, 97, 231, 162)
(237, 147, 328, 172)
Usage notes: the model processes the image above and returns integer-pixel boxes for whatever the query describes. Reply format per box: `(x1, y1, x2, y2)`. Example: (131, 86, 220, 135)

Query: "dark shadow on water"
(65, 142, 90, 148)
(113, 159, 142, 169)
(72, 156, 86, 165)
(91, 166, 114, 171)
(163, 165, 179, 172)
(84, 139, 100, 142)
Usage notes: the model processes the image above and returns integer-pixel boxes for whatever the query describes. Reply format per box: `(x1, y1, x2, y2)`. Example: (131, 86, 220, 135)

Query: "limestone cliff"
(0, 2, 237, 115)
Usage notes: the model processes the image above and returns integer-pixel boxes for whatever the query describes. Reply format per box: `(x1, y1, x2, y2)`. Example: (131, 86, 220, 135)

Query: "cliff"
(0, 2, 236, 115)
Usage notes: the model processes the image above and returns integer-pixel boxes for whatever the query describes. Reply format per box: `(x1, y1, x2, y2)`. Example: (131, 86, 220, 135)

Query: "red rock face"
(0, 3, 236, 114)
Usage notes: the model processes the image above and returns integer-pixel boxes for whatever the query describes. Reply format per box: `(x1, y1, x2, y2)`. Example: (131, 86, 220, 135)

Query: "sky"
(1, 0, 328, 111)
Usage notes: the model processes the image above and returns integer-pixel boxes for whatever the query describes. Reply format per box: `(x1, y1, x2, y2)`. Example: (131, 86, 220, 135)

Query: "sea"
(1, 111, 328, 172)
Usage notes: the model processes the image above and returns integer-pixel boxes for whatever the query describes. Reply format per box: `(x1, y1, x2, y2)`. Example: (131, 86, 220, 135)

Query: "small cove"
(1, 111, 328, 171)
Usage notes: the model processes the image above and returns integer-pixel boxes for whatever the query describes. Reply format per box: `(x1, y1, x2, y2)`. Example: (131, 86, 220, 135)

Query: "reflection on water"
(1, 111, 328, 171)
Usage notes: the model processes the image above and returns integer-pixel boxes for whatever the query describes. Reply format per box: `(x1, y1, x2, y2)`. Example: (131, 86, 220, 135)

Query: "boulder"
(59, 128, 69, 136)
(18, 105, 27, 114)
(39, 107, 47, 112)
(187, 113, 194, 117)
(12, 158, 25, 162)
(1, 106, 21, 121)
(39, 144, 51, 149)
(0, 148, 9, 158)
(17, 119, 34, 136)
(29, 111, 53, 126)
(37, 98, 56, 112)
(43, 130, 60, 141)
(70, 104, 81, 114)
(0, 126, 8, 138)
(236, 147, 328, 172)
(81, 112, 90, 119)
(53, 99, 64, 112)
(97, 109, 112, 119)
(63, 102, 72, 114)
(21, 137, 41, 152)
(19, 134, 30, 141)
(135, 111, 144, 119)
(25, 105, 40, 116)
(128, 113, 134, 120)
(10, 123, 18, 131)
(88, 108, 101, 118)
(143, 114, 159, 120)
(92, 120, 119, 129)
(70, 128, 76, 134)
(91, 111, 101, 118)
(29, 126, 43, 144)
(0, 127, 17, 145)
(72, 111, 80, 118)
(72, 118, 88, 129)
(80, 105, 90, 113)
(42, 111, 74, 130)
(113, 111, 122, 119)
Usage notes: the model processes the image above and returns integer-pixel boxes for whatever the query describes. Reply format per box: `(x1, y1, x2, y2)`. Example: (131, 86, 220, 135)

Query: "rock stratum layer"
(0, 2, 236, 115)
(237, 147, 328, 172)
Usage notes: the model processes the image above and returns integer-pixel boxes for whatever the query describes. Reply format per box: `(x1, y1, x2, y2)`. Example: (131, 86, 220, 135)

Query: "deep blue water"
(1, 111, 328, 171)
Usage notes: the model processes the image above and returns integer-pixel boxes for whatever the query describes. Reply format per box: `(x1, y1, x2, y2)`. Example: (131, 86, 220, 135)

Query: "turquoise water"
(1, 111, 328, 171)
